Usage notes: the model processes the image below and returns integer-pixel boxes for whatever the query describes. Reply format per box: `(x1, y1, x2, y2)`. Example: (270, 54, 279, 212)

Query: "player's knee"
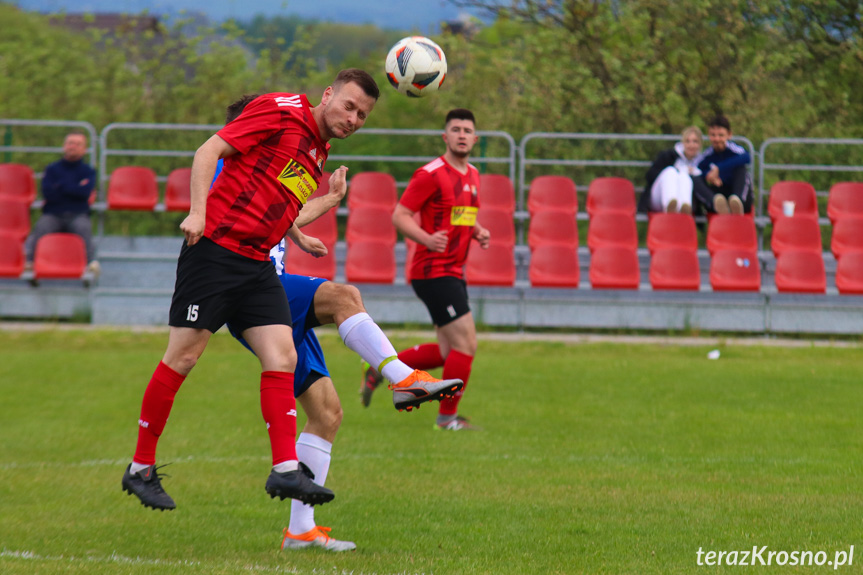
(335, 283, 365, 314)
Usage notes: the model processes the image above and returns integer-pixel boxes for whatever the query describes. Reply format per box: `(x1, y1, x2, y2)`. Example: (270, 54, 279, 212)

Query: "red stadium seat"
(774, 250, 826, 294)
(709, 249, 761, 292)
(649, 248, 700, 291)
(529, 244, 579, 288)
(527, 175, 578, 215)
(587, 212, 638, 252)
(836, 252, 863, 295)
(827, 182, 863, 224)
(586, 177, 636, 217)
(706, 214, 758, 255)
(527, 210, 578, 250)
(588, 246, 640, 290)
(831, 216, 863, 260)
(0, 235, 25, 278)
(479, 174, 516, 213)
(299, 208, 338, 245)
(347, 171, 398, 210)
(284, 246, 336, 280)
(107, 166, 159, 211)
(345, 205, 396, 246)
(767, 181, 818, 222)
(0, 198, 31, 241)
(33, 233, 87, 279)
(770, 216, 822, 257)
(345, 240, 396, 284)
(0, 163, 36, 204)
(477, 207, 515, 247)
(466, 243, 516, 287)
(646, 213, 697, 254)
(164, 167, 192, 212)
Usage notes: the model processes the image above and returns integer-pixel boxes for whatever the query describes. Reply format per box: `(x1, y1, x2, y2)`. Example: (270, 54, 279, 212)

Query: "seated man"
(691, 115, 752, 215)
(24, 130, 100, 276)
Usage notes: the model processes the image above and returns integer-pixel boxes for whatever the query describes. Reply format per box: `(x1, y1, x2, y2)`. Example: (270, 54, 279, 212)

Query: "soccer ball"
(385, 36, 447, 98)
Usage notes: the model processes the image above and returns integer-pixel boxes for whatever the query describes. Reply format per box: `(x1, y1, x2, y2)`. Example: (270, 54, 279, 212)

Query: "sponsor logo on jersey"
(274, 95, 302, 108)
(450, 205, 477, 226)
(277, 159, 318, 204)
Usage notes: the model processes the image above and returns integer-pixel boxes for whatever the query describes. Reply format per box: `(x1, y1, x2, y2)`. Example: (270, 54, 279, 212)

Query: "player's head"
(226, 94, 260, 124)
(680, 125, 703, 160)
(707, 114, 732, 153)
(317, 68, 379, 141)
(443, 108, 478, 159)
(62, 130, 88, 162)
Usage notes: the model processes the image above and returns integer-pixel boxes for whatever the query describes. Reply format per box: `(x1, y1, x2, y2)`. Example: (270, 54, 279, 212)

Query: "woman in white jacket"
(640, 126, 704, 214)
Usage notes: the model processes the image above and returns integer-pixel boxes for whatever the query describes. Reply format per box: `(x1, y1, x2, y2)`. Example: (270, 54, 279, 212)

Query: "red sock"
(398, 343, 444, 371)
(438, 350, 473, 417)
(134, 362, 186, 465)
(260, 371, 297, 466)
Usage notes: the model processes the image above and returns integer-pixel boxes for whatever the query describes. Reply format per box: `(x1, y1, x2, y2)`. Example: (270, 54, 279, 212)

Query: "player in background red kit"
(121, 69, 381, 511)
(363, 109, 490, 430)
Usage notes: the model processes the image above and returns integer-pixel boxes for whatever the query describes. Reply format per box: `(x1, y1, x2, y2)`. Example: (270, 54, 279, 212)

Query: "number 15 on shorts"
(186, 304, 199, 322)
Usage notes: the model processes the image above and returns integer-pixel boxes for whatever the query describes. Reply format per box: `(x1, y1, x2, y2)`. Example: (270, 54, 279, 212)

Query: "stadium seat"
(479, 174, 516, 213)
(587, 211, 638, 252)
(299, 208, 338, 245)
(477, 207, 515, 247)
(347, 171, 397, 210)
(527, 210, 578, 250)
(526, 175, 578, 215)
(0, 198, 31, 241)
(345, 239, 396, 284)
(586, 177, 636, 217)
(646, 213, 698, 254)
(465, 243, 516, 287)
(0, 163, 36, 204)
(0, 235, 25, 278)
(649, 248, 700, 291)
(345, 205, 396, 246)
(284, 245, 336, 281)
(835, 252, 863, 295)
(588, 246, 640, 290)
(107, 166, 159, 210)
(706, 214, 758, 255)
(774, 250, 826, 294)
(831, 216, 863, 260)
(529, 244, 579, 288)
(164, 167, 192, 212)
(767, 181, 819, 222)
(33, 233, 87, 279)
(827, 182, 863, 224)
(770, 216, 822, 257)
(709, 249, 761, 292)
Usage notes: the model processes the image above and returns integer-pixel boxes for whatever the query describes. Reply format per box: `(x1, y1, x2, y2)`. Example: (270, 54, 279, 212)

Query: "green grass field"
(1, 328, 861, 574)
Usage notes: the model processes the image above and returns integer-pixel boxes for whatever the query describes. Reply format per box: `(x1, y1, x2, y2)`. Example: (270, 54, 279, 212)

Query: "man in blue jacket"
(692, 115, 752, 215)
(24, 130, 100, 276)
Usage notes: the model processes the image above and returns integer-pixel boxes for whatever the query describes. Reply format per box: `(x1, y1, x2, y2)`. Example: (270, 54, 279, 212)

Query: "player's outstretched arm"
(287, 225, 328, 257)
(294, 166, 349, 228)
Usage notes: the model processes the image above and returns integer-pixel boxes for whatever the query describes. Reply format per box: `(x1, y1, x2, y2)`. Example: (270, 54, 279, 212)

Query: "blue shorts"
(229, 274, 330, 398)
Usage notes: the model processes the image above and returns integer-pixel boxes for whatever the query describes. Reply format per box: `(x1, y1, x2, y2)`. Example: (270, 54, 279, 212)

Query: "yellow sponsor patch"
(276, 159, 318, 204)
(451, 206, 477, 226)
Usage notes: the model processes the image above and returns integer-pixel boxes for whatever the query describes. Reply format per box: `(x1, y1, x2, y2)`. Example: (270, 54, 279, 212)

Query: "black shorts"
(411, 276, 470, 327)
(169, 237, 291, 333)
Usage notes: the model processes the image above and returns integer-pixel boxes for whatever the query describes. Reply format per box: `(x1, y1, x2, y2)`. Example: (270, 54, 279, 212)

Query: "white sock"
(129, 461, 150, 475)
(289, 433, 332, 535)
(338, 313, 413, 382)
(273, 460, 298, 473)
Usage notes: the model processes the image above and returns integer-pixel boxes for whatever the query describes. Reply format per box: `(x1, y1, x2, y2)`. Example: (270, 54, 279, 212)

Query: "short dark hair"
(226, 94, 260, 124)
(333, 68, 380, 101)
(445, 108, 476, 128)
(708, 114, 731, 132)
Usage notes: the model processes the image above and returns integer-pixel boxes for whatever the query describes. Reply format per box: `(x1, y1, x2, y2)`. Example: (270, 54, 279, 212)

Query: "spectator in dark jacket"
(691, 115, 752, 215)
(639, 126, 703, 215)
(23, 130, 100, 276)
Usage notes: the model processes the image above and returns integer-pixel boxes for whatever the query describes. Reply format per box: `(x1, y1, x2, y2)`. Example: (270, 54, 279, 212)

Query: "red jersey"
(400, 156, 481, 280)
(206, 93, 330, 260)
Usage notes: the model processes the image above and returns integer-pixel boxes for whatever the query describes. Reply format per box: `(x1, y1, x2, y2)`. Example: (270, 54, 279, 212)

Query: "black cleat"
(122, 464, 176, 511)
(265, 463, 334, 506)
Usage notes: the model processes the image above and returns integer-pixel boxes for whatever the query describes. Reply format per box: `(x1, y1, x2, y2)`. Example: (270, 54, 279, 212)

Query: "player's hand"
(327, 166, 349, 204)
(180, 213, 206, 246)
(426, 230, 449, 253)
(473, 226, 491, 249)
(293, 232, 328, 258)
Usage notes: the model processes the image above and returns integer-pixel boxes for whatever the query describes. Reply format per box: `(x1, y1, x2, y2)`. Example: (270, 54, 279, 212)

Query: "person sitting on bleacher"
(23, 130, 100, 277)
(691, 114, 752, 215)
(640, 125, 703, 215)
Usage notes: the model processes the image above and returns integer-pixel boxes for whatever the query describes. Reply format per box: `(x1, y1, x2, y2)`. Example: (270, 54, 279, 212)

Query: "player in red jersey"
(363, 109, 490, 431)
(121, 70, 382, 512)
